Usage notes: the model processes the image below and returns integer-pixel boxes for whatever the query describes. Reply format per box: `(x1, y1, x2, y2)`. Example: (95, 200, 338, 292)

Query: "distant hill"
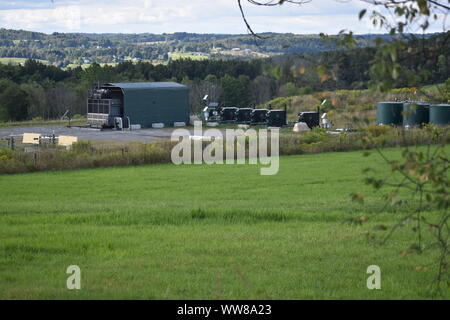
(0, 28, 438, 68)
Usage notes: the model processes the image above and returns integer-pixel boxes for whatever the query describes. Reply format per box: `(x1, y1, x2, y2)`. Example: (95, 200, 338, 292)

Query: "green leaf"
(359, 9, 367, 20)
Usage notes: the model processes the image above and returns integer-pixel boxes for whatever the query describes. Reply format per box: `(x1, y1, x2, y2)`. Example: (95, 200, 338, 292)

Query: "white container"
(152, 123, 165, 129)
(130, 124, 141, 130)
(293, 122, 310, 132)
(206, 122, 219, 127)
(174, 122, 186, 127)
(189, 135, 213, 141)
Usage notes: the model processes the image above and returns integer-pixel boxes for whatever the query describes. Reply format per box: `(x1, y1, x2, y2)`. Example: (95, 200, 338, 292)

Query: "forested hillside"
(0, 28, 401, 67)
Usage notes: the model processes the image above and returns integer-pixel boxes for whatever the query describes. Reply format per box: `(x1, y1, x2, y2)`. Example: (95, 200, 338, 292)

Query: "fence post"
(33, 152, 37, 167)
(10, 136, 14, 151)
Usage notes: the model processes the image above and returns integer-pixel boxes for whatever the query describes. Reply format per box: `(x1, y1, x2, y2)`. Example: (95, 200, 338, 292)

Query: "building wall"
(123, 86, 189, 127)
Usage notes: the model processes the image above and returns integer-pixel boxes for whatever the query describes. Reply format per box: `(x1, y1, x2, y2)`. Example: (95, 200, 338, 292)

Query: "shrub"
(298, 86, 314, 95)
(266, 97, 291, 109)
(301, 127, 328, 144)
(363, 125, 393, 137)
(72, 140, 94, 154)
(0, 147, 14, 160)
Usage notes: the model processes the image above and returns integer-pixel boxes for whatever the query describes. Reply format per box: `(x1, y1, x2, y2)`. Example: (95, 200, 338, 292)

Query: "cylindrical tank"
(430, 104, 450, 126)
(403, 102, 429, 127)
(377, 102, 404, 125)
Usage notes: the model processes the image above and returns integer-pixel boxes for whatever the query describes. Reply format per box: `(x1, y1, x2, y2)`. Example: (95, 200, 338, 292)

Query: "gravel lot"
(0, 125, 225, 143)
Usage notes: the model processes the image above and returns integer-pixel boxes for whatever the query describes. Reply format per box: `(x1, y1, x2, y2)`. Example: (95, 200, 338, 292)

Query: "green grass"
(169, 52, 209, 61)
(0, 148, 447, 299)
(0, 119, 85, 129)
(0, 58, 49, 65)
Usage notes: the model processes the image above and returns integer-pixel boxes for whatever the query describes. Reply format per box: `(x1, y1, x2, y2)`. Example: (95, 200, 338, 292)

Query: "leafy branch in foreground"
(240, 0, 450, 91)
(354, 125, 450, 295)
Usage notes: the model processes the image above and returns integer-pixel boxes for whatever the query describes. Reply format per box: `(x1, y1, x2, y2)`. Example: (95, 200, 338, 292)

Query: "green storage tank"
(403, 102, 429, 127)
(377, 102, 404, 125)
(430, 104, 450, 126)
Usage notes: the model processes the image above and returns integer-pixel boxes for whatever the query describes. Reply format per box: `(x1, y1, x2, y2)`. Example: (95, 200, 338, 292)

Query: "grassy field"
(169, 52, 209, 61)
(0, 119, 86, 129)
(0, 58, 49, 65)
(0, 147, 447, 299)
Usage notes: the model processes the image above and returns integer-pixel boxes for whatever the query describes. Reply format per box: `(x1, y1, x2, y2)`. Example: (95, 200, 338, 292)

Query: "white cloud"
(0, 5, 81, 31)
(0, 0, 446, 34)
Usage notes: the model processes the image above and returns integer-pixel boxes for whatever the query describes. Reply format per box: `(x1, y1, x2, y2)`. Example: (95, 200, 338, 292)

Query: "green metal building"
(87, 82, 189, 128)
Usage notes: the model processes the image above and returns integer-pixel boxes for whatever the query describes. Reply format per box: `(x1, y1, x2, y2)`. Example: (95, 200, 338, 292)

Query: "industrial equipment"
(298, 111, 320, 129)
(87, 87, 123, 128)
(376, 101, 404, 125)
(267, 110, 287, 127)
(220, 107, 238, 123)
(251, 109, 268, 124)
(235, 108, 253, 124)
(202, 102, 221, 122)
(403, 102, 429, 127)
(430, 104, 450, 126)
(321, 113, 331, 129)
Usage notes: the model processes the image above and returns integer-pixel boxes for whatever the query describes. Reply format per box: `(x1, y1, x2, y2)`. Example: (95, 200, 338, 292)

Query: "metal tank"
(403, 102, 429, 127)
(429, 104, 450, 126)
(377, 102, 404, 125)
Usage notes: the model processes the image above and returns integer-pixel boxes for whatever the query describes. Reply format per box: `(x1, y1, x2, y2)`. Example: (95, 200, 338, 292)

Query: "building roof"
(106, 82, 186, 91)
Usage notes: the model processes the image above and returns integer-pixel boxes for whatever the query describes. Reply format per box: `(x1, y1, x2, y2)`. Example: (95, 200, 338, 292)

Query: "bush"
(301, 127, 328, 144)
(266, 97, 291, 109)
(363, 125, 393, 137)
(72, 140, 94, 153)
(0, 147, 14, 160)
(298, 86, 314, 95)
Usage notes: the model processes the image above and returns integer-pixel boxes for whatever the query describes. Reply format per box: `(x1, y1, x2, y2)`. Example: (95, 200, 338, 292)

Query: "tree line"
(0, 32, 448, 122)
(0, 28, 394, 67)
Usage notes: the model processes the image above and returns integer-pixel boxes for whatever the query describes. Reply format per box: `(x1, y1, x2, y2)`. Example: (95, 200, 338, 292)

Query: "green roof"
(108, 82, 186, 90)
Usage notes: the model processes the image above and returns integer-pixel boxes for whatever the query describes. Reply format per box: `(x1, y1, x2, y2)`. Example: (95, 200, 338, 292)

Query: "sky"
(0, 0, 447, 35)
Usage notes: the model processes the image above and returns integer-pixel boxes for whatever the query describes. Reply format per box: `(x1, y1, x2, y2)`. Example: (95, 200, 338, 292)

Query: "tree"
(0, 84, 29, 121)
(20, 82, 47, 119)
(220, 74, 251, 108)
(203, 74, 223, 104)
(250, 75, 276, 105)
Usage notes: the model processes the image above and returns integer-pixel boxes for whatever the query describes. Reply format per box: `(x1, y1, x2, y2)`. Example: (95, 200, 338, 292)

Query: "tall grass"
(0, 126, 448, 174)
